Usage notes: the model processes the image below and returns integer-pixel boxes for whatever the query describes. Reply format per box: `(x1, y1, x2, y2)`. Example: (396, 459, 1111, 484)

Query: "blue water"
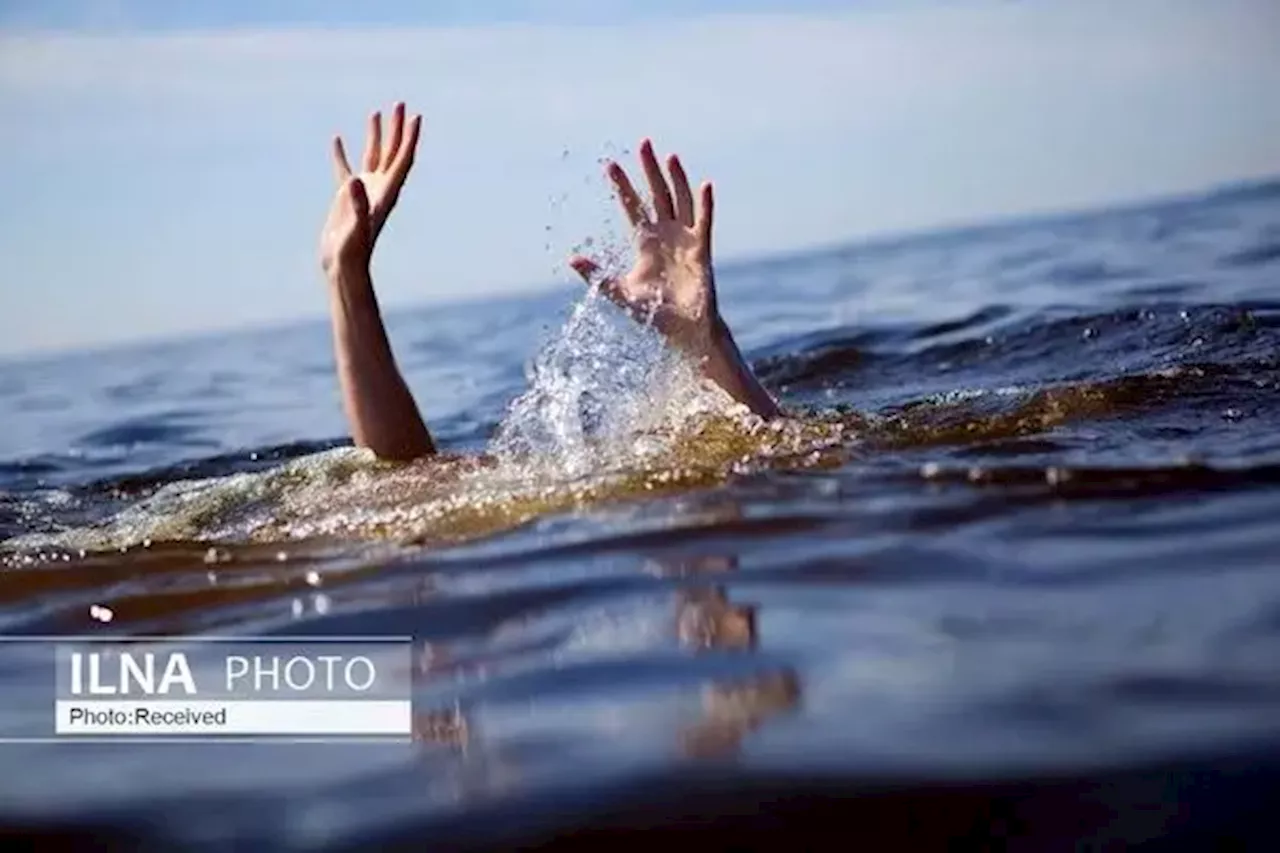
(3, 179, 1280, 849)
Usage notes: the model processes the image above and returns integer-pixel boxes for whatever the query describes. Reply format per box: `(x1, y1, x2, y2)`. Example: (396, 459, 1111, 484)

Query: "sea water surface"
(3, 180, 1280, 848)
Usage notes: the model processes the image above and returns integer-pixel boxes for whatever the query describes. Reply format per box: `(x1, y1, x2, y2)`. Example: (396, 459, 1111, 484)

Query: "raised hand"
(571, 140, 781, 419)
(319, 103, 434, 462)
(569, 139, 718, 353)
(320, 102, 423, 274)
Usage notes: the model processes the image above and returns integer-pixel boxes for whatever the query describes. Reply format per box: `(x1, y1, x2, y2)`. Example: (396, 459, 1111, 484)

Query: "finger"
(389, 114, 422, 185)
(363, 111, 382, 172)
(607, 162, 649, 228)
(569, 255, 626, 304)
(640, 139, 675, 221)
(332, 136, 353, 183)
(667, 154, 695, 227)
(384, 102, 406, 171)
(569, 255, 600, 281)
(695, 181, 714, 255)
(348, 177, 370, 221)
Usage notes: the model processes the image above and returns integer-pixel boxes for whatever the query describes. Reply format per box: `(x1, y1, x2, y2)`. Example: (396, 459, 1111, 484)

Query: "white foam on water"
(490, 285, 730, 479)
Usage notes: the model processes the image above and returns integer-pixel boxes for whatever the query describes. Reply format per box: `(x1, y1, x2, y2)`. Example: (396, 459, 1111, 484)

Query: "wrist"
(325, 256, 372, 291)
(326, 260, 380, 324)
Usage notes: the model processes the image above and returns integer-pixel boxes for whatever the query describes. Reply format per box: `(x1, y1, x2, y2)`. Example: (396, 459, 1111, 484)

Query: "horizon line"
(3, 169, 1276, 367)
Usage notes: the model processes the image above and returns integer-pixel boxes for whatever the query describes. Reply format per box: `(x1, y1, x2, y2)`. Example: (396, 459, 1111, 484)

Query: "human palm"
(570, 139, 719, 352)
(320, 102, 422, 273)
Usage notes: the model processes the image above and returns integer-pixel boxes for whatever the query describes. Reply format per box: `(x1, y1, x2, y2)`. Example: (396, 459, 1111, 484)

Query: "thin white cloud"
(0, 2, 1270, 115)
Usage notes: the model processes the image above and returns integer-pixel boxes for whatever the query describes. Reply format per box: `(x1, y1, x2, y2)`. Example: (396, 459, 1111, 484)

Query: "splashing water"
(491, 286, 730, 478)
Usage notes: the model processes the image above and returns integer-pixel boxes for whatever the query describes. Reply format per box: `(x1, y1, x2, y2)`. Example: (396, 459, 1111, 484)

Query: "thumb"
(568, 255, 600, 283)
(568, 254, 629, 308)
(348, 177, 371, 221)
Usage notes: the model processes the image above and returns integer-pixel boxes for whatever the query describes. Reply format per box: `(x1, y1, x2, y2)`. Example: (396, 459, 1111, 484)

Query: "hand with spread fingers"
(569, 140, 718, 352)
(571, 141, 781, 419)
(321, 102, 423, 275)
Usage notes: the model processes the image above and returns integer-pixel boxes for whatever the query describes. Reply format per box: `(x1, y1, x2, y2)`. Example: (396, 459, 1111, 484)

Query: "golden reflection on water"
(406, 541, 798, 765)
(658, 538, 802, 759)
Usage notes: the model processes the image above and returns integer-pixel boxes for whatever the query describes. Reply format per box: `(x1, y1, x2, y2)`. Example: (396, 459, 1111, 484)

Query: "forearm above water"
(327, 262, 435, 461)
(700, 316, 781, 419)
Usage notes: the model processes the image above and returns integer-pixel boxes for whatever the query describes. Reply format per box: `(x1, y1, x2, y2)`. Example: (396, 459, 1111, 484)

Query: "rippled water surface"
(4, 180, 1280, 848)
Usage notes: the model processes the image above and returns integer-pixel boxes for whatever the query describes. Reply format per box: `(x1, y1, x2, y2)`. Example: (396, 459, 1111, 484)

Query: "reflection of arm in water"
(319, 104, 435, 462)
(568, 140, 782, 419)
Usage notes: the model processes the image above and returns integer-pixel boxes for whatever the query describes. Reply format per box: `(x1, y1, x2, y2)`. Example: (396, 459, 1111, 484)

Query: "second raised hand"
(570, 140, 781, 419)
(569, 139, 719, 354)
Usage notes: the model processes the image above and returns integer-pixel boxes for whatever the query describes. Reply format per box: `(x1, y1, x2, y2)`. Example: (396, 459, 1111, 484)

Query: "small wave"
(76, 409, 214, 450)
(1046, 260, 1143, 285)
(1220, 241, 1280, 270)
(1, 447, 374, 552)
(1207, 177, 1280, 205)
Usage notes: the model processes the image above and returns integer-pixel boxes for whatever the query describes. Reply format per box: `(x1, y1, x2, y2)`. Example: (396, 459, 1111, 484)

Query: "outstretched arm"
(320, 103, 434, 461)
(569, 140, 781, 419)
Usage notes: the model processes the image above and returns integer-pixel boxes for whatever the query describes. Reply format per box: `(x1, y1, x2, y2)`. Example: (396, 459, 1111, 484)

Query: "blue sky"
(0, 0, 1278, 357)
(0, 0, 895, 30)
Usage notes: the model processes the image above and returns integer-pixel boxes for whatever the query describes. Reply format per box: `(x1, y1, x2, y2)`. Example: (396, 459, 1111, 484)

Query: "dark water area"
(4, 179, 1280, 849)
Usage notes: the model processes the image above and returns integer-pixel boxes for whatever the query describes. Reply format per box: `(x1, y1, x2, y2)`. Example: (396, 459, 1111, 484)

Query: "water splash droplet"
(490, 288, 724, 479)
